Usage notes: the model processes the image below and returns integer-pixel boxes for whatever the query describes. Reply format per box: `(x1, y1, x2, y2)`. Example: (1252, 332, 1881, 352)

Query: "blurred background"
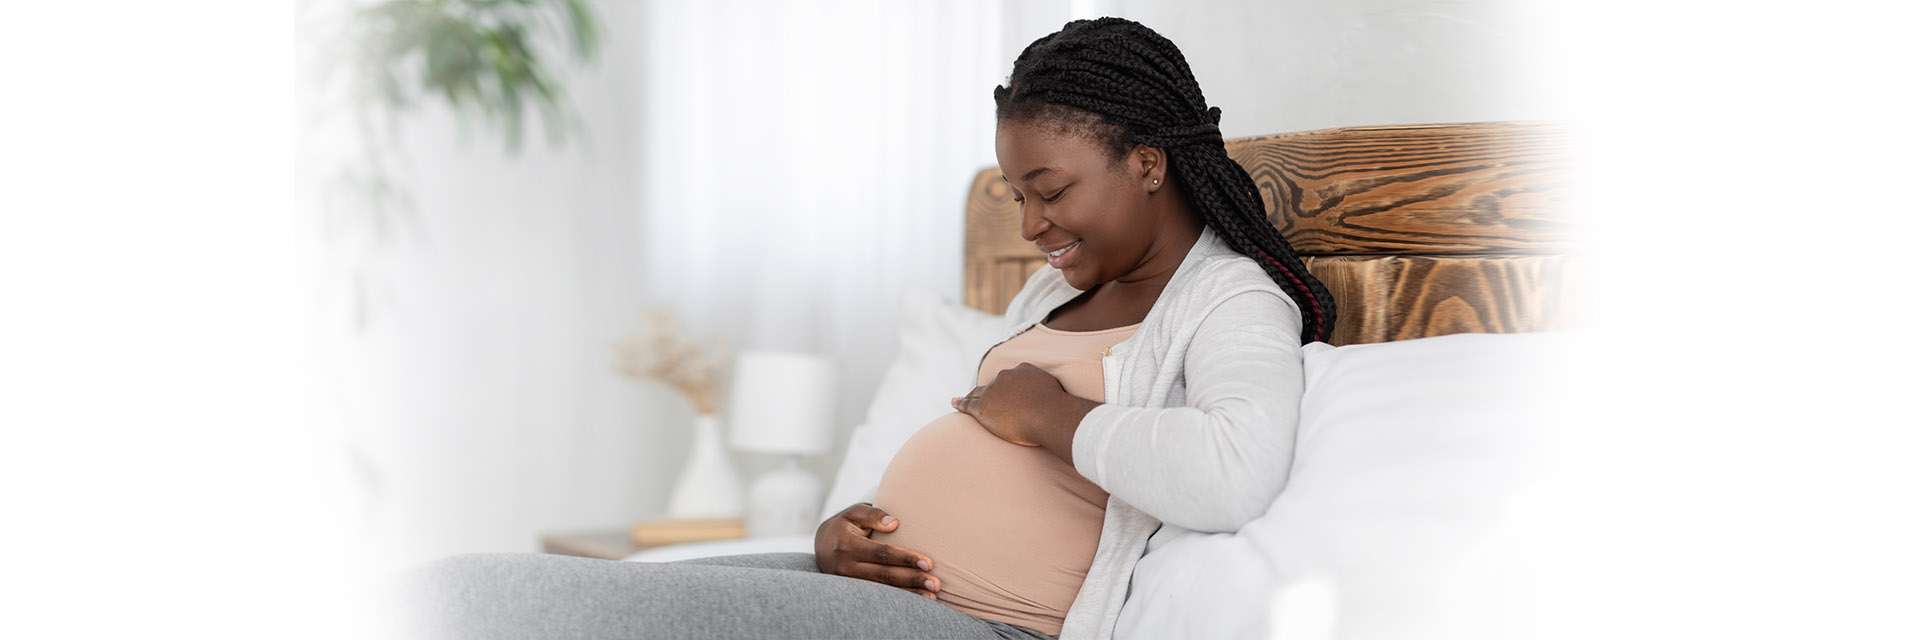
(294, 0, 1570, 570)
(3, 0, 1915, 638)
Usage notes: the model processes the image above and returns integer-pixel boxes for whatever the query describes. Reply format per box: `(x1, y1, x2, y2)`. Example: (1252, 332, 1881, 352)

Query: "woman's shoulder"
(1158, 252, 1303, 336)
(1187, 252, 1292, 301)
(1174, 256, 1305, 347)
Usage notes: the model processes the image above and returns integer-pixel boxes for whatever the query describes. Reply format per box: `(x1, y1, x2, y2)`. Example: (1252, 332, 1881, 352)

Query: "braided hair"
(993, 17, 1336, 344)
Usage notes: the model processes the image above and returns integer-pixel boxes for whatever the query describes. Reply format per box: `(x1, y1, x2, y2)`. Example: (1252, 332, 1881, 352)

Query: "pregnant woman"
(404, 17, 1333, 640)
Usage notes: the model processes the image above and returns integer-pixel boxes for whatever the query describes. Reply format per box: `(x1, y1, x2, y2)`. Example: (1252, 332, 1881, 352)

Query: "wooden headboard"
(961, 121, 1583, 346)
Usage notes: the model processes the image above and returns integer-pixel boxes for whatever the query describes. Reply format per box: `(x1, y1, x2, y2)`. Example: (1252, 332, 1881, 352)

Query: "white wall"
(1008, 0, 1569, 136)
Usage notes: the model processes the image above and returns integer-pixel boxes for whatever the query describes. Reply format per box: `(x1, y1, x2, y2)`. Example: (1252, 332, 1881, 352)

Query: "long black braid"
(994, 17, 1337, 344)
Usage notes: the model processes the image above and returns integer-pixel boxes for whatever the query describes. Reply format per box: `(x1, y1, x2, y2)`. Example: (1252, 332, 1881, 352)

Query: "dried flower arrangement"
(614, 306, 730, 415)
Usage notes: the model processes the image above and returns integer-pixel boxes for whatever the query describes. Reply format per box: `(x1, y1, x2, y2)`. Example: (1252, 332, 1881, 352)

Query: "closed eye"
(1011, 185, 1069, 205)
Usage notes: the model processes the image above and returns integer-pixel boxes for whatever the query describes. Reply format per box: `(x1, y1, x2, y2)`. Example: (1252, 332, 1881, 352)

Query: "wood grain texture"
(962, 120, 1584, 345)
(1223, 121, 1576, 255)
(1302, 254, 1588, 345)
(962, 170, 1030, 314)
(965, 257, 1049, 319)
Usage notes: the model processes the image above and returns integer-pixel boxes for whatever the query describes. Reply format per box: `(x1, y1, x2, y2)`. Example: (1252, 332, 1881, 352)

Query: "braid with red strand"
(993, 17, 1337, 343)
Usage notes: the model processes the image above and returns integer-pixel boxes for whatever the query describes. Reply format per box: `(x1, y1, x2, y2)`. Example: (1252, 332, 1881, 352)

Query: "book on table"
(629, 518, 746, 547)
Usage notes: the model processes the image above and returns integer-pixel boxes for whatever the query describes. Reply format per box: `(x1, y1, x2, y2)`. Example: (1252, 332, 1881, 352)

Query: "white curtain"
(632, 0, 1008, 461)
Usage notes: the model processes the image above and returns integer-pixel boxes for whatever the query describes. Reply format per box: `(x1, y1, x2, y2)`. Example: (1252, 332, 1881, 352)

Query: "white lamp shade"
(727, 350, 836, 455)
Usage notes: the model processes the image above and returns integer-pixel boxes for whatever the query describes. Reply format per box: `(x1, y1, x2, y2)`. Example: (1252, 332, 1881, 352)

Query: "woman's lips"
(1047, 240, 1082, 269)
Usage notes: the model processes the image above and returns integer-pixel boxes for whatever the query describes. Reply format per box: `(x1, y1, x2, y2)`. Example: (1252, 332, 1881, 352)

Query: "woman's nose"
(1019, 202, 1050, 242)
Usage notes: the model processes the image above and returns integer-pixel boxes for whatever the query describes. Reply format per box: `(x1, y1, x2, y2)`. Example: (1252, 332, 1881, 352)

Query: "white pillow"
(817, 286, 1008, 522)
(1116, 331, 1586, 640)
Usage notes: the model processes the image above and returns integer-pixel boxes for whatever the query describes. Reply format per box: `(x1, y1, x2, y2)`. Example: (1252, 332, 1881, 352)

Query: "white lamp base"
(746, 455, 824, 538)
(665, 414, 743, 519)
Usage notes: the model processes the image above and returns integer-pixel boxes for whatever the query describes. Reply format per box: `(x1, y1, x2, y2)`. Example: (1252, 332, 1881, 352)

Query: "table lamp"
(727, 350, 837, 537)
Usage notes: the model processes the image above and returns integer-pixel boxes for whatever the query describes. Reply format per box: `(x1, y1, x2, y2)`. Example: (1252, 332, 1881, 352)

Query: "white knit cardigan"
(1017, 225, 1305, 640)
(874, 225, 1307, 639)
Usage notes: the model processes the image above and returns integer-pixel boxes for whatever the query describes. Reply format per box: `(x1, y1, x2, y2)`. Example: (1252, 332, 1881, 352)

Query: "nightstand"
(542, 518, 748, 560)
(540, 530, 644, 560)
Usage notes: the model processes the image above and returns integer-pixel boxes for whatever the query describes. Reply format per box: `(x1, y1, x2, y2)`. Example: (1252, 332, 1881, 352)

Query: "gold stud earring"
(1152, 179, 1160, 186)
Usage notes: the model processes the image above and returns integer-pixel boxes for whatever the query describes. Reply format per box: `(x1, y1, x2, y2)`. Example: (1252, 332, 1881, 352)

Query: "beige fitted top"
(870, 320, 1140, 637)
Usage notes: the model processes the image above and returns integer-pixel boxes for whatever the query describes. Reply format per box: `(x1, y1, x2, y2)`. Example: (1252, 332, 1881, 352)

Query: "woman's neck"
(1111, 210, 1202, 292)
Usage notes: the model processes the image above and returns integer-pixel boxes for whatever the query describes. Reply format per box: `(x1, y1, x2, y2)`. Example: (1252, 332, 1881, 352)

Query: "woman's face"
(994, 118, 1160, 291)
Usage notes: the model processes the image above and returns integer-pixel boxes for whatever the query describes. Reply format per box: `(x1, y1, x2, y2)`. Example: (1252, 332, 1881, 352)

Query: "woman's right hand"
(814, 503, 943, 600)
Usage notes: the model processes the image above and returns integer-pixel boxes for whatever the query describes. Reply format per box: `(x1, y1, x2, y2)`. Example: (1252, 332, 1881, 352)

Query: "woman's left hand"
(950, 362, 1071, 448)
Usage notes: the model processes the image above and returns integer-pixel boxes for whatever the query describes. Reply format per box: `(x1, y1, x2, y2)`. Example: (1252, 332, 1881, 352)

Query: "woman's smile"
(1045, 239, 1083, 268)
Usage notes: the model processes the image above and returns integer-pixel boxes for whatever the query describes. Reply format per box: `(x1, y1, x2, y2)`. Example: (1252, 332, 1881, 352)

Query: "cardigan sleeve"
(1070, 288, 1305, 533)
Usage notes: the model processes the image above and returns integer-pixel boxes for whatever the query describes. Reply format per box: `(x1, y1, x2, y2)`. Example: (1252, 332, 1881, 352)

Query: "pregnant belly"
(870, 412, 1108, 634)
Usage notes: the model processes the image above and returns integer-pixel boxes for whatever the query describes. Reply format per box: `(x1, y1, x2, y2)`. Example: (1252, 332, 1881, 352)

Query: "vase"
(665, 413, 743, 519)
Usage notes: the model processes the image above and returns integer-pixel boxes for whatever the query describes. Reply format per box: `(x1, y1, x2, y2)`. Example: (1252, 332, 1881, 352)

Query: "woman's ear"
(1137, 145, 1167, 193)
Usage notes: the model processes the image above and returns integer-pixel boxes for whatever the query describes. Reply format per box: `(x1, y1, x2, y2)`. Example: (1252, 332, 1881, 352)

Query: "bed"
(628, 120, 1585, 639)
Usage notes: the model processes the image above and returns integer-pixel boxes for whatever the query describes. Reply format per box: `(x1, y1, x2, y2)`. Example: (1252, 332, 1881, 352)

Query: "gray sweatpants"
(399, 551, 1058, 640)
